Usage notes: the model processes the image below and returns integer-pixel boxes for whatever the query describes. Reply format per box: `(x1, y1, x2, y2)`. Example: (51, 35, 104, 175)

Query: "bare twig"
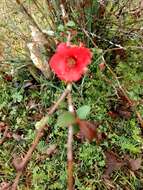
(136, 111, 143, 128)
(11, 84, 72, 189)
(67, 90, 74, 190)
(82, 28, 98, 48)
(12, 129, 44, 172)
(48, 83, 72, 115)
(11, 171, 22, 190)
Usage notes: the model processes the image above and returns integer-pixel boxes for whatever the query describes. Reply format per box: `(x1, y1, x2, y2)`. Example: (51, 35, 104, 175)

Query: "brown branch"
(12, 129, 44, 172)
(11, 84, 72, 189)
(11, 171, 22, 190)
(67, 91, 74, 190)
(48, 83, 72, 115)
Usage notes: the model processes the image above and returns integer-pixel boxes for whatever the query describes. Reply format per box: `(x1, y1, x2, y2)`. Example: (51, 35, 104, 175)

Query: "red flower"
(49, 43, 92, 82)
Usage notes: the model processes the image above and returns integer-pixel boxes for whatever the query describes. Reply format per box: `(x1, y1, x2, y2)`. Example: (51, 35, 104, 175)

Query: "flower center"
(67, 57, 77, 68)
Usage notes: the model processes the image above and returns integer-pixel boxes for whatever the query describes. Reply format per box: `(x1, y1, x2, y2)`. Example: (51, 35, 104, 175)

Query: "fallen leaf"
(117, 109, 131, 119)
(99, 62, 106, 71)
(127, 158, 142, 171)
(0, 182, 10, 190)
(117, 88, 133, 107)
(3, 74, 13, 82)
(76, 119, 102, 142)
(0, 122, 6, 131)
(114, 48, 126, 59)
(108, 111, 119, 119)
(46, 144, 57, 156)
(108, 107, 131, 119)
(103, 151, 124, 179)
(103, 151, 142, 180)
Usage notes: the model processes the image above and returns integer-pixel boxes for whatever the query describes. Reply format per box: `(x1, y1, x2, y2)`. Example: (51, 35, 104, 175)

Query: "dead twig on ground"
(11, 83, 72, 190)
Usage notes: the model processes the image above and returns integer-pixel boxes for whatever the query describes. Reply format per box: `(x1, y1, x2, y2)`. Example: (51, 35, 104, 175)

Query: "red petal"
(49, 43, 92, 82)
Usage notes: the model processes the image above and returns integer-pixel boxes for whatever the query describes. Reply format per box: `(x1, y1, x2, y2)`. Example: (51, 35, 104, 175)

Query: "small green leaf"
(66, 20, 76, 27)
(77, 105, 91, 119)
(57, 112, 76, 127)
(58, 24, 65, 31)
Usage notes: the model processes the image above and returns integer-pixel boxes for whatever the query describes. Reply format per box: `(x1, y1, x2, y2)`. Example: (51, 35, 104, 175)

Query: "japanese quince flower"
(49, 42, 92, 82)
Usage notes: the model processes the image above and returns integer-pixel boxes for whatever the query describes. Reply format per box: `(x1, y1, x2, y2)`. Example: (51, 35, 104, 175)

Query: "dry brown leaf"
(27, 25, 51, 79)
(46, 144, 57, 156)
(99, 62, 106, 71)
(77, 119, 98, 142)
(103, 151, 142, 180)
(76, 119, 105, 143)
(3, 74, 13, 82)
(128, 158, 142, 171)
(0, 181, 10, 190)
(103, 151, 124, 179)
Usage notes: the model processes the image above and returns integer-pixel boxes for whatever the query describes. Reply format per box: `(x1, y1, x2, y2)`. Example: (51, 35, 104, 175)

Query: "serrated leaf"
(57, 112, 76, 127)
(77, 105, 91, 119)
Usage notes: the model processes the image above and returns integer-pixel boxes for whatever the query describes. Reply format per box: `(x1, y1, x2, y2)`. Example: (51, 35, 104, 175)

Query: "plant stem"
(67, 90, 74, 190)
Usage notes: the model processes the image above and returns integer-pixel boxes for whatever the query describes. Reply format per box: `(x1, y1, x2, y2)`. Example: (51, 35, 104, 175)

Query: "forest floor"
(0, 1, 143, 190)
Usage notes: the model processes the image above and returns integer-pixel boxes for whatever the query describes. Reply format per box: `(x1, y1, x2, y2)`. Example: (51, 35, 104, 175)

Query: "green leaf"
(57, 24, 65, 31)
(66, 20, 76, 27)
(57, 112, 76, 127)
(77, 105, 91, 119)
(73, 124, 80, 134)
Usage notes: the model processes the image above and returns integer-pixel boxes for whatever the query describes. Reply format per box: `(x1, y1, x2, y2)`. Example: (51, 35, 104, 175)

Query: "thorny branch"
(10, 83, 72, 190)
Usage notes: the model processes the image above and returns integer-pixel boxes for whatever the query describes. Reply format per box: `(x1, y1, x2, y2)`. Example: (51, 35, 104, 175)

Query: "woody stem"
(67, 86, 74, 190)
